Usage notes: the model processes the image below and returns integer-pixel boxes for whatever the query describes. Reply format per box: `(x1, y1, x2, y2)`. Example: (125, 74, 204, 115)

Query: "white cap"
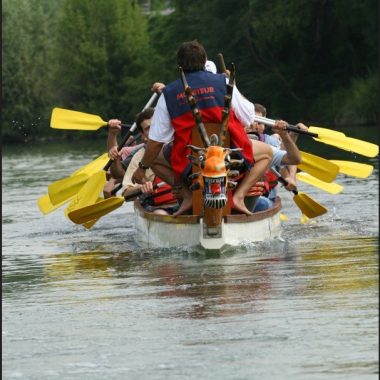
(204, 60, 217, 74)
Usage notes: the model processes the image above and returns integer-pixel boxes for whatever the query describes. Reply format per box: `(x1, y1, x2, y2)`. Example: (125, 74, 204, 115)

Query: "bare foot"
(173, 196, 192, 216)
(232, 193, 253, 216)
(173, 188, 192, 216)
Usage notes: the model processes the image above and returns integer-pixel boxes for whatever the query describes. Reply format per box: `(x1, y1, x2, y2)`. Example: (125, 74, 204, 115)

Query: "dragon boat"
(132, 66, 282, 250)
(133, 196, 282, 251)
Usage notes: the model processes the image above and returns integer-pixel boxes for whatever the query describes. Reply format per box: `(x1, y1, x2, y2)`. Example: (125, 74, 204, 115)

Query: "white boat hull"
(133, 197, 282, 250)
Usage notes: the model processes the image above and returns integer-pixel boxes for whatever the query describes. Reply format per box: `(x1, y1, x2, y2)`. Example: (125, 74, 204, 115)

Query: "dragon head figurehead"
(187, 134, 243, 210)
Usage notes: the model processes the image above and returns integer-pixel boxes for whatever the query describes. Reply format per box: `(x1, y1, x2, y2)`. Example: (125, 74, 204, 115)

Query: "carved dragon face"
(187, 135, 242, 210)
(199, 145, 229, 209)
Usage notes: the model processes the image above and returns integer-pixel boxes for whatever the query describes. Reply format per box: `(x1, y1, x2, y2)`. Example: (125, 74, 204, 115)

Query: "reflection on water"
(2, 140, 379, 380)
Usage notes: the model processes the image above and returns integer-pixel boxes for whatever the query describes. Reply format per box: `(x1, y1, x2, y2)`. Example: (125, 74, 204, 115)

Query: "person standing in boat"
(131, 40, 291, 216)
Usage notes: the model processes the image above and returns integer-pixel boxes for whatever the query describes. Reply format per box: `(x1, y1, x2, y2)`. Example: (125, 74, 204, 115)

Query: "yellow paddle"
(279, 213, 289, 221)
(48, 132, 143, 206)
(298, 151, 339, 183)
(329, 160, 374, 178)
(70, 153, 110, 177)
(48, 173, 90, 206)
(47, 153, 109, 205)
(50, 108, 132, 131)
(64, 92, 159, 216)
(272, 168, 327, 218)
(254, 115, 379, 158)
(38, 193, 73, 214)
(39, 174, 123, 215)
(80, 197, 105, 229)
(68, 182, 167, 225)
(296, 172, 344, 194)
(312, 133, 379, 158)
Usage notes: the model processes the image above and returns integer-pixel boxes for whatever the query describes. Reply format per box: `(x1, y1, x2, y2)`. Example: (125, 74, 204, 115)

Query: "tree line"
(2, 0, 378, 143)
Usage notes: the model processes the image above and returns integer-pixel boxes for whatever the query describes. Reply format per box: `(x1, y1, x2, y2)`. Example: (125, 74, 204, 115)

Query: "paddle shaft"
(103, 92, 159, 171)
(219, 62, 235, 147)
(271, 167, 299, 195)
(270, 168, 328, 218)
(217, 53, 227, 73)
(108, 181, 170, 200)
(254, 115, 318, 138)
(124, 181, 167, 201)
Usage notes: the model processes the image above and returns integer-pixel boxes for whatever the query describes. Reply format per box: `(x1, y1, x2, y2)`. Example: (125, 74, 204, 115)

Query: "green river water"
(2, 126, 379, 379)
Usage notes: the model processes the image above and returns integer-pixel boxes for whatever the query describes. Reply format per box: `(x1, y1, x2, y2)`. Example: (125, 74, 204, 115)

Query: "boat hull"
(133, 197, 282, 250)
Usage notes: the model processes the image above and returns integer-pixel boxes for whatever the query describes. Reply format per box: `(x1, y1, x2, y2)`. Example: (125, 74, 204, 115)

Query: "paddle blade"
(296, 172, 343, 194)
(50, 108, 107, 131)
(68, 196, 125, 224)
(81, 197, 104, 229)
(309, 126, 379, 158)
(308, 126, 346, 139)
(293, 192, 327, 218)
(308, 127, 353, 152)
(339, 137, 378, 158)
(82, 219, 99, 229)
(71, 153, 109, 177)
(48, 173, 89, 205)
(65, 171, 107, 216)
(298, 151, 339, 182)
(38, 193, 73, 214)
(329, 160, 374, 178)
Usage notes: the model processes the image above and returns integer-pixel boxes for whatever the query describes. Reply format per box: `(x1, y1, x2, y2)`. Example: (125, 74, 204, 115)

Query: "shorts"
(162, 142, 192, 186)
(144, 204, 180, 215)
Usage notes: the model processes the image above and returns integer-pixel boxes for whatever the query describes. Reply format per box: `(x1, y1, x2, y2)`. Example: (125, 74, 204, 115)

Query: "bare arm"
(272, 121, 301, 165)
(110, 159, 125, 179)
(131, 139, 164, 184)
(288, 122, 308, 143)
(279, 165, 298, 191)
(107, 119, 122, 152)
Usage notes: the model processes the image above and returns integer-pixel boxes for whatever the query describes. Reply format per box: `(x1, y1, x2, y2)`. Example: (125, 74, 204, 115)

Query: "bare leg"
(172, 186, 192, 216)
(150, 146, 192, 216)
(150, 147, 175, 185)
(232, 140, 273, 215)
(152, 209, 170, 215)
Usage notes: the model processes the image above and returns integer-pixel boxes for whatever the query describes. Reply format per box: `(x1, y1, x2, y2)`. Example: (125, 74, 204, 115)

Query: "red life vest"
(151, 176, 177, 206)
(162, 71, 253, 182)
(263, 170, 278, 195)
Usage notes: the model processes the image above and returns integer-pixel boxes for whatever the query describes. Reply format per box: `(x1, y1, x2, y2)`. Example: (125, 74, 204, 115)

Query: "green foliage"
(2, 0, 378, 144)
(335, 71, 379, 125)
(54, 0, 154, 121)
(2, 0, 59, 142)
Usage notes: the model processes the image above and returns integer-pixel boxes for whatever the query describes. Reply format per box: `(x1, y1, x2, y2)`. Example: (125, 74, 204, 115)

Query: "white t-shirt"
(148, 82, 255, 143)
(122, 148, 155, 192)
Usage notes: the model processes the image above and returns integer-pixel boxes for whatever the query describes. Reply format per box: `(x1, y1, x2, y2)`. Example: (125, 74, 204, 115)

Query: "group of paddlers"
(102, 40, 308, 216)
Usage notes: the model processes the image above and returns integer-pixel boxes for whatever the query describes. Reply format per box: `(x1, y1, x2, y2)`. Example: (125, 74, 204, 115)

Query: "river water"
(2, 128, 379, 380)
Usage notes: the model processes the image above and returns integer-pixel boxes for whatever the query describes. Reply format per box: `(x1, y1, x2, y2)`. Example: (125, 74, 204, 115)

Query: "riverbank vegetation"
(2, 0, 378, 143)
